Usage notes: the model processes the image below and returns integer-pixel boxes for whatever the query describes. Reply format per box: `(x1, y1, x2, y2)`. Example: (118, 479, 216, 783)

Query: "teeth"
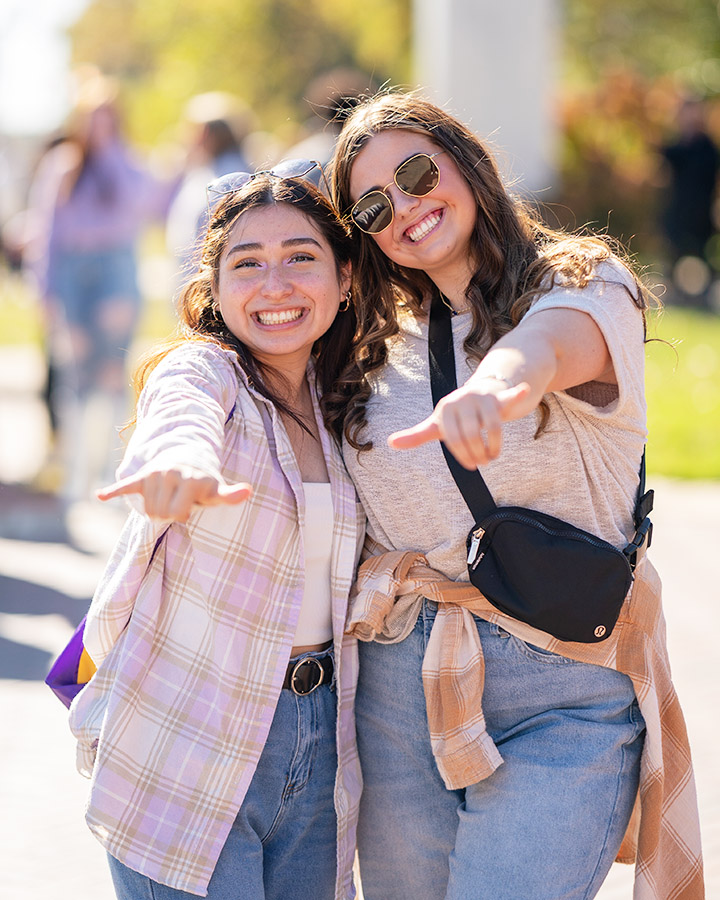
(407, 213, 441, 242)
(256, 309, 304, 325)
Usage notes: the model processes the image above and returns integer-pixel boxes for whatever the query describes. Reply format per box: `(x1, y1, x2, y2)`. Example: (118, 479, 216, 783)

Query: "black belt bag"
(428, 292, 654, 643)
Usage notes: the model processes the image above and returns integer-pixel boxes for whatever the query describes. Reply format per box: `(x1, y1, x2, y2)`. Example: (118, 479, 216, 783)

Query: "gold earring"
(339, 289, 352, 313)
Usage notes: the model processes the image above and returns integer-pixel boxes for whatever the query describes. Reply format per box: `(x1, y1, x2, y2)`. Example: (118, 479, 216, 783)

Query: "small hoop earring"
(339, 289, 352, 313)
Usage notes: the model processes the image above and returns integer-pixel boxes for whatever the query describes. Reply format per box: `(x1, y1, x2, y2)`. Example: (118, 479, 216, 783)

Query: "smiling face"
(215, 203, 351, 382)
(348, 129, 478, 292)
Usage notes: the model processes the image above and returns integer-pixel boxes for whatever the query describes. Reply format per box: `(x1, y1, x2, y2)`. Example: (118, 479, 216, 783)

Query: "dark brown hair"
(329, 90, 654, 449)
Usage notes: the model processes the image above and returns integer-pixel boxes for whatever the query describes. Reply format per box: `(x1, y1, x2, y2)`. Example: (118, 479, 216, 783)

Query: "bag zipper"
(467, 511, 628, 571)
(467, 526, 486, 567)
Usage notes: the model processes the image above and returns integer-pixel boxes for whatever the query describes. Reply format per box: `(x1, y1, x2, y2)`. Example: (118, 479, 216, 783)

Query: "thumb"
(497, 382, 532, 421)
(388, 416, 441, 451)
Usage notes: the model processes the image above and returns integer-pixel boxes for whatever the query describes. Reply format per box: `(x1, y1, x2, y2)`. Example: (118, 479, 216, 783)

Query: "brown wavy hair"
(328, 90, 655, 449)
(131, 175, 357, 435)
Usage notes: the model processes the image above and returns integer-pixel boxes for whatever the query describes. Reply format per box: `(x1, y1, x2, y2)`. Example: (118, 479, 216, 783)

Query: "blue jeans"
(51, 245, 142, 395)
(108, 653, 338, 900)
(356, 600, 645, 900)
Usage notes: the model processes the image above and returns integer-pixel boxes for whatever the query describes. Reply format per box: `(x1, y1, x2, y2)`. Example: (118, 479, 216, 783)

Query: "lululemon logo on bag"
(594, 625, 606, 638)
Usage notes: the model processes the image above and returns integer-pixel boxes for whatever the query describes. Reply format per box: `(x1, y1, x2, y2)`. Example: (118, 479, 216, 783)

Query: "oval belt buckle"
(291, 657, 324, 695)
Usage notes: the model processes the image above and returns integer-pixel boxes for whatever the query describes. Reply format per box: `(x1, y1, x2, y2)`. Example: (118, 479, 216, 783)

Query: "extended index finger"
(388, 416, 441, 451)
(96, 475, 147, 502)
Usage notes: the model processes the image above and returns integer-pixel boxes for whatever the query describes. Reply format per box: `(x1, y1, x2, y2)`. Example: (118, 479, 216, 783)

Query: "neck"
(254, 351, 311, 407)
(437, 289, 469, 313)
(264, 365, 310, 414)
(426, 263, 475, 313)
(429, 278, 471, 315)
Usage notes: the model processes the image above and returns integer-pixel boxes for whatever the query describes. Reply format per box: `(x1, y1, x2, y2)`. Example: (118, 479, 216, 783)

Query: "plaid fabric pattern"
(69, 343, 364, 899)
(347, 550, 704, 900)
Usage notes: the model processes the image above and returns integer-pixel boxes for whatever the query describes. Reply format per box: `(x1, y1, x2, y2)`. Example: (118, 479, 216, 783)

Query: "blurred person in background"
(165, 91, 255, 279)
(660, 95, 720, 307)
(23, 69, 181, 508)
(284, 67, 373, 181)
(0, 145, 21, 268)
(5, 132, 73, 458)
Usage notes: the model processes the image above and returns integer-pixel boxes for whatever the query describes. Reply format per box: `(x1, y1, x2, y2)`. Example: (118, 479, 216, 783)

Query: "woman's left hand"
(388, 378, 531, 469)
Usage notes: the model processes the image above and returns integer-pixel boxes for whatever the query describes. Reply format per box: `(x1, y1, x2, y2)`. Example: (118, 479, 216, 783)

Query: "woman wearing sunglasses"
(67, 169, 365, 900)
(328, 93, 703, 898)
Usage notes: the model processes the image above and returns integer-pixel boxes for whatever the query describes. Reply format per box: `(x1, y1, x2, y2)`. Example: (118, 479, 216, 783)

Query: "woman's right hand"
(388, 378, 531, 469)
(97, 466, 252, 522)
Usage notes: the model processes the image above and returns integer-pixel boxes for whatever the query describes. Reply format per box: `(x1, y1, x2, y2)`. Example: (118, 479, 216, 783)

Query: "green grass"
(645, 306, 720, 480)
(2, 267, 719, 479)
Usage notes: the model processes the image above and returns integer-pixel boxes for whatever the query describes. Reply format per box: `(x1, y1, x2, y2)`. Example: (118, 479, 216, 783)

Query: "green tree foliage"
(71, 0, 720, 263)
(564, 0, 720, 89)
(70, 0, 411, 145)
(556, 0, 720, 261)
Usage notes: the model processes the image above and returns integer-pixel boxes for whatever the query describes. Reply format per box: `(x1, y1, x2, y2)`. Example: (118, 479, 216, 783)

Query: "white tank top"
(293, 482, 334, 646)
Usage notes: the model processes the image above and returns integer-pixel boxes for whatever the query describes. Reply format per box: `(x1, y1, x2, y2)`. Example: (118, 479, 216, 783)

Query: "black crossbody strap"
(428, 289, 652, 566)
(428, 291, 497, 522)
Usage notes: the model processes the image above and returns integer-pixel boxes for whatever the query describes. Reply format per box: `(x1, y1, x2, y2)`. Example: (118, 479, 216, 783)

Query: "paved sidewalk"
(1, 345, 718, 899)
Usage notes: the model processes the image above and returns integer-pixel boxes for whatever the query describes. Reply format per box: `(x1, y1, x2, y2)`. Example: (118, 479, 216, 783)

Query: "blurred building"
(413, 0, 558, 195)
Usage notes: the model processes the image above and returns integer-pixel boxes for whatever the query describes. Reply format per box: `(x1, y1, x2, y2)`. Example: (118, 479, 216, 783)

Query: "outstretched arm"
(105, 346, 252, 520)
(390, 307, 614, 469)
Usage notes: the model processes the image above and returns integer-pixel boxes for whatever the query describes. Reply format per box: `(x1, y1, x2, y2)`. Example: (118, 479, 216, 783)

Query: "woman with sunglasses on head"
(67, 168, 365, 900)
(328, 93, 703, 899)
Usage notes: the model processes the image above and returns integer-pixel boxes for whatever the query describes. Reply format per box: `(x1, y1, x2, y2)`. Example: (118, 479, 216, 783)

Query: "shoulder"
(528, 256, 645, 326)
(585, 257, 642, 298)
(150, 339, 240, 377)
(142, 340, 243, 412)
(31, 143, 81, 198)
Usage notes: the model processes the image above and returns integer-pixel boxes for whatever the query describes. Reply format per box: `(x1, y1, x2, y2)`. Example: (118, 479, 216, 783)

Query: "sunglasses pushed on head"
(206, 159, 326, 210)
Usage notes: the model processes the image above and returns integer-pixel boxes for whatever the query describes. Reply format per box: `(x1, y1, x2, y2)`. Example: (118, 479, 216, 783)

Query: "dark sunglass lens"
(352, 192, 393, 233)
(396, 155, 439, 196)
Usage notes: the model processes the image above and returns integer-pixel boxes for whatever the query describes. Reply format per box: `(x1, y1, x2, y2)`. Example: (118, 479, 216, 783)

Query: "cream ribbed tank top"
(293, 482, 334, 645)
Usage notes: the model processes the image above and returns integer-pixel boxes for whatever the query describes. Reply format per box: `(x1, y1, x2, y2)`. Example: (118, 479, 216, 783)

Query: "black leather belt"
(282, 654, 333, 695)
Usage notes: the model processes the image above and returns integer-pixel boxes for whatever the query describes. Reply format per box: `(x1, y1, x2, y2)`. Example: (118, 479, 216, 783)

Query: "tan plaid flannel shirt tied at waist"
(346, 550, 704, 900)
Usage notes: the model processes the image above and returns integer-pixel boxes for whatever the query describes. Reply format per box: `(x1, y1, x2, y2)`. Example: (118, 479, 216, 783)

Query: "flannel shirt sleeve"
(118, 343, 240, 488)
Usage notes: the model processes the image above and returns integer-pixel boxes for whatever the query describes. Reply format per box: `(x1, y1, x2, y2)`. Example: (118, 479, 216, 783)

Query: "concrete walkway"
(0, 345, 718, 899)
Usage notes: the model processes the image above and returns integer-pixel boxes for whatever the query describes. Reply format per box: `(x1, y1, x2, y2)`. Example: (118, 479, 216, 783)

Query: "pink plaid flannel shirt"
(69, 342, 365, 898)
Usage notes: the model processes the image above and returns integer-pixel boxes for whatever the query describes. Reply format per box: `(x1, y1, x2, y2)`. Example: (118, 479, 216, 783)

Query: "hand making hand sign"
(97, 466, 252, 522)
(388, 377, 531, 469)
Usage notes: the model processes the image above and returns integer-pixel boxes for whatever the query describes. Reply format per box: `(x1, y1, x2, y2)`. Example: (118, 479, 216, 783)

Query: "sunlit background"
(0, 4, 718, 898)
(1, 0, 719, 479)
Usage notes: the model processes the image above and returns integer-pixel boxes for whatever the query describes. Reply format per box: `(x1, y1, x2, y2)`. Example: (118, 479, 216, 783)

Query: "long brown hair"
(329, 90, 655, 449)
(132, 175, 357, 435)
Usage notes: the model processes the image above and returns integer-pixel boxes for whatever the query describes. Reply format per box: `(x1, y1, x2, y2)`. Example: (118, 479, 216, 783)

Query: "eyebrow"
(356, 151, 428, 197)
(226, 237, 323, 256)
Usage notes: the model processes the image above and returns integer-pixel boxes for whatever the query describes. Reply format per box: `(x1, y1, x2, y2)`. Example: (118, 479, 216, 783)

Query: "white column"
(413, 0, 559, 195)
